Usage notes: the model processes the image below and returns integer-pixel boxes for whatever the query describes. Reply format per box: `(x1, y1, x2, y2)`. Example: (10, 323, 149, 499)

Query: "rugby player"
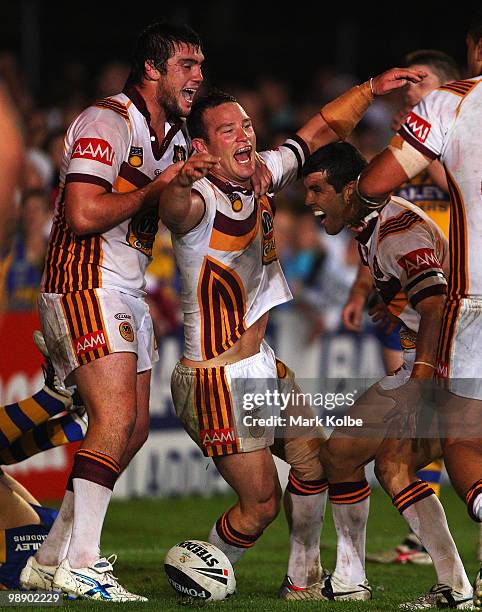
(356, 9, 482, 608)
(303, 141, 472, 607)
(157, 65, 426, 599)
(344, 49, 460, 566)
(19, 22, 205, 601)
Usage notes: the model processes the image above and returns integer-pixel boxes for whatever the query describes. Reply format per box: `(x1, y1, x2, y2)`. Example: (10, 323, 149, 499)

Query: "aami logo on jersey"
(397, 248, 441, 277)
(201, 428, 235, 447)
(405, 112, 431, 143)
(74, 331, 107, 355)
(71, 138, 115, 165)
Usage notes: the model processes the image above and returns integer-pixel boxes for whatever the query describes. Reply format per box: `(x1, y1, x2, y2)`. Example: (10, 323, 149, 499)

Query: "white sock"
(331, 498, 369, 585)
(36, 490, 74, 566)
(473, 492, 482, 522)
(285, 490, 327, 587)
(402, 495, 472, 594)
(67, 478, 112, 569)
(208, 523, 247, 565)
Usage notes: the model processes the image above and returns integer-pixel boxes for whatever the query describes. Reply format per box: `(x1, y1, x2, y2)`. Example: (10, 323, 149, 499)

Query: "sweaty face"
(303, 172, 345, 235)
(198, 102, 256, 185)
(156, 42, 204, 118)
(403, 64, 441, 108)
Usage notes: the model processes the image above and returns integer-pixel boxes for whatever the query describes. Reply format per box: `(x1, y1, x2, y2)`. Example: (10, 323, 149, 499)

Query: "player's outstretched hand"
(251, 153, 273, 198)
(176, 153, 220, 188)
(371, 68, 427, 95)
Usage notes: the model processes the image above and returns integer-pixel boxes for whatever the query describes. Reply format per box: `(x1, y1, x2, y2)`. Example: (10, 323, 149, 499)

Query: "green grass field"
(36, 487, 479, 611)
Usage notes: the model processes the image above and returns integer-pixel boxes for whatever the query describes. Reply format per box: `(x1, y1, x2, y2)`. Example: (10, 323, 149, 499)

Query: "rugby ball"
(165, 540, 236, 601)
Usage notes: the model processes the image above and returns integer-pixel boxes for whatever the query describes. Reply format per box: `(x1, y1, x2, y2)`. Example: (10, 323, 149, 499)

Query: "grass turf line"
(38, 487, 479, 611)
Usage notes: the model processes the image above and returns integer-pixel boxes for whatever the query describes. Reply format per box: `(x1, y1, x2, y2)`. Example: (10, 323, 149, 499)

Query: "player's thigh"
(71, 352, 138, 420)
(213, 448, 280, 506)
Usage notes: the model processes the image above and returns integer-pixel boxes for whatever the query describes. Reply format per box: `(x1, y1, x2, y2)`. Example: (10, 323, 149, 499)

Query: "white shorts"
(38, 288, 158, 383)
(437, 297, 482, 400)
(171, 341, 293, 457)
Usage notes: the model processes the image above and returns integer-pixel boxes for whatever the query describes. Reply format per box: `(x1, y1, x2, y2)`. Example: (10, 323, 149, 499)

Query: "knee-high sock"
(37, 482, 74, 566)
(329, 480, 371, 585)
(284, 472, 328, 587)
(393, 481, 471, 594)
(208, 509, 262, 566)
(0, 413, 86, 465)
(66, 450, 119, 568)
(0, 387, 71, 450)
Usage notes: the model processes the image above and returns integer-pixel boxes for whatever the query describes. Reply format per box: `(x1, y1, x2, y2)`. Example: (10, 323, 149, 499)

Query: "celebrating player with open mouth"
(158, 66, 426, 599)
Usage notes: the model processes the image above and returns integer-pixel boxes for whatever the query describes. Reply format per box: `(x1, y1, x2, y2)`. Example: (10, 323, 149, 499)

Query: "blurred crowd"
(0, 50, 420, 343)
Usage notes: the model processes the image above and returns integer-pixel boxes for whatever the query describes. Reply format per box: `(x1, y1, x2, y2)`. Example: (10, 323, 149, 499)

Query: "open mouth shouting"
(181, 88, 197, 105)
(233, 145, 253, 164)
(312, 209, 327, 225)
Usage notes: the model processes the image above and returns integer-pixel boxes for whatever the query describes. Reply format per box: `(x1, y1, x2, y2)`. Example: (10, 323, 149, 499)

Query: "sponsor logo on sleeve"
(436, 360, 448, 378)
(397, 248, 441, 277)
(200, 428, 236, 447)
(71, 138, 115, 165)
(74, 331, 107, 355)
(405, 112, 431, 143)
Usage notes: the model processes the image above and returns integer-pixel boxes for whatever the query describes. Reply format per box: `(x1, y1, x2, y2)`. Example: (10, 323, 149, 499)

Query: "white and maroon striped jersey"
(399, 76, 482, 299)
(42, 86, 189, 297)
(357, 196, 447, 334)
(171, 136, 309, 360)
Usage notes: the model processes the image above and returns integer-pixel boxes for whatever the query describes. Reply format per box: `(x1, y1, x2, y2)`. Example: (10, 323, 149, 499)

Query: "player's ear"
(144, 60, 161, 81)
(192, 138, 208, 154)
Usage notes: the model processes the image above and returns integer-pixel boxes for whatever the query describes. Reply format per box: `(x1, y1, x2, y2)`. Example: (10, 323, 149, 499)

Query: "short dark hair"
(187, 90, 238, 141)
(302, 142, 367, 193)
(468, 8, 482, 42)
(403, 49, 460, 84)
(127, 22, 202, 85)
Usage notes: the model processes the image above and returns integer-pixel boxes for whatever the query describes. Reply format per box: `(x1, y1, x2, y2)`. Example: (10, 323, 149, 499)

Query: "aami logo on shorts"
(437, 360, 448, 379)
(74, 331, 107, 355)
(397, 248, 441, 277)
(405, 112, 431, 143)
(71, 138, 115, 165)
(201, 428, 236, 447)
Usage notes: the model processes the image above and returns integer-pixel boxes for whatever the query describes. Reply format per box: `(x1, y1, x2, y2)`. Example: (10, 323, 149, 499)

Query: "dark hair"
(403, 49, 460, 84)
(468, 9, 482, 42)
(127, 22, 202, 85)
(302, 142, 367, 193)
(186, 90, 238, 141)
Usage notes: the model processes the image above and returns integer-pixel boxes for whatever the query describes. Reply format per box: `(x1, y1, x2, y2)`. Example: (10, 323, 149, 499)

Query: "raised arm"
(158, 153, 220, 234)
(297, 68, 427, 154)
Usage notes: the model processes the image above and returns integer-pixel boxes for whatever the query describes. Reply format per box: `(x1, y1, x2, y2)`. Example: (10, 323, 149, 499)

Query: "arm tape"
(388, 134, 431, 180)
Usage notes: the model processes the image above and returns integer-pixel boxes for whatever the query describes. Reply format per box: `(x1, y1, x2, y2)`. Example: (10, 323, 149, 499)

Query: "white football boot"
(474, 567, 482, 609)
(19, 555, 58, 590)
(52, 555, 147, 602)
(320, 573, 373, 601)
(400, 583, 474, 609)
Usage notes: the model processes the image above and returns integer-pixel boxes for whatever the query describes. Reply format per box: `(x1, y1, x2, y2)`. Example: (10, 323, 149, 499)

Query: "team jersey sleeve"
(379, 221, 447, 309)
(259, 135, 310, 193)
(65, 106, 131, 191)
(398, 89, 457, 161)
(187, 177, 217, 232)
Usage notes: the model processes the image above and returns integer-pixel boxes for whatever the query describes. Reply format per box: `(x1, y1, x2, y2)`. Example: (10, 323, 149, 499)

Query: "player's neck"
(135, 82, 168, 136)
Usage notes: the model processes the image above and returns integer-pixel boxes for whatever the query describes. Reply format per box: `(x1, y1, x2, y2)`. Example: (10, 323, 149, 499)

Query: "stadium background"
(0, 2, 476, 501)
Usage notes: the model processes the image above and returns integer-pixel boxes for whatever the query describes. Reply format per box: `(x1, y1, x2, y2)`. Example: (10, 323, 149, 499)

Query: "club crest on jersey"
(71, 138, 114, 166)
(126, 208, 159, 256)
(173, 144, 187, 163)
(259, 196, 277, 265)
(405, 112, 431, 143)
(119, 321, 134, 342)
(228, 193, 243, 213)
(128, 146, 143, 168)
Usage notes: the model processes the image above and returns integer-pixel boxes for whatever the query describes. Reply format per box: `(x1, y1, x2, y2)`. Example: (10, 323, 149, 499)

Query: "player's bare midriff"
(181, 312, 269, 368)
